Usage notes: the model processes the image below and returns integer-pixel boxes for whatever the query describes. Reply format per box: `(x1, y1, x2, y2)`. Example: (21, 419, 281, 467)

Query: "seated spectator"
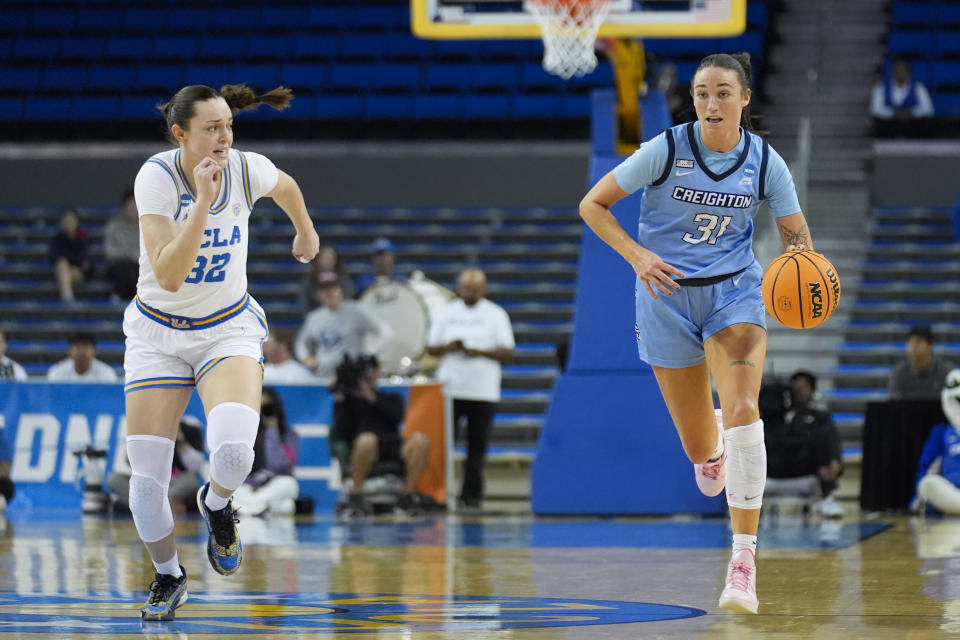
(106, 416, 205, 514)
(46, 333, 118, 382)
(870, 56, 934, 138)
(0, 418, 15, 513)
(294, 272, 393, 377)
(103, 188, 140, 303)
(913, 368, 960, 515)
(889, 326, 954, 399)
(355, 237, 405, 297)
(0, 329, 28, 381)
(302, 245, 356, 310)
(263, 330, 313, 384)
(331, 354, 431, 519)
(49, 207, 92, 304)
(231, 387, 301, 516)
(763, 371, 845, 518)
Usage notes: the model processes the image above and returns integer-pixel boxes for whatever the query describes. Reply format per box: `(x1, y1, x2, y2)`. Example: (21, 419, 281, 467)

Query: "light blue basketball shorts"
(634, 260, 767, 369)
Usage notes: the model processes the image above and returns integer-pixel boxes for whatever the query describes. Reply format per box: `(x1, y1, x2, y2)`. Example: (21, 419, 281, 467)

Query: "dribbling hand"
(292, 228, 320, 264)
(629, 245, 684, 299)
(193, 157, 222, 205)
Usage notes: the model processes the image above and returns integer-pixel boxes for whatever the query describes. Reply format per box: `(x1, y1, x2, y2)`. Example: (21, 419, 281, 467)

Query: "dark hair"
(259, 386, 289, 439)
(68, 332, 96, 347)
(789, 370, 817, 392)
(269, 329, 295, 350)
(158, 84, 294, 143)
(908, 325, 934, 344)
(121, 188, 135, 203)
(692, 52, 765, 135)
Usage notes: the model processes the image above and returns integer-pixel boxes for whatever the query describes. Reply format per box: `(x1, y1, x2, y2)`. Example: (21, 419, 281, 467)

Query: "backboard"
(411, 0, 746, 39)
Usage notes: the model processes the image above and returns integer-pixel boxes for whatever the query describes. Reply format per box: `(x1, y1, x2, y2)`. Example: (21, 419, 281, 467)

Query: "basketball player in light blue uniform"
(580, 53, 816, 614)
(125, 84, 320, 621)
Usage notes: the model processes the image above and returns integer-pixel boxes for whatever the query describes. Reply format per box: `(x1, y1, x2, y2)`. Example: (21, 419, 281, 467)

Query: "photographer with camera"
(330, 354, 431, 519)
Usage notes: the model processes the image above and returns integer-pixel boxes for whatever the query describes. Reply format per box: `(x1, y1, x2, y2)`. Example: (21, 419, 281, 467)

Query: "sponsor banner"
(0, 382, 449, 511)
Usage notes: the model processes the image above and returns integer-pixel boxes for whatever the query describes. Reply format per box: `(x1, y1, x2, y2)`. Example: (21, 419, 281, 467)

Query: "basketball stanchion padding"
(761, 250, 841, 329)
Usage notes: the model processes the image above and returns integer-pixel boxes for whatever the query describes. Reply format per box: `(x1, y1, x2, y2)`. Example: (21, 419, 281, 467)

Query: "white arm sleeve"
(243, 151, 280, 203)
(134, 161, 180, 219)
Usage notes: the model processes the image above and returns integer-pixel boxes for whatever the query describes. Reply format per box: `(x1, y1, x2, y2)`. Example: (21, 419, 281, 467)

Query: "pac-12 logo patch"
(0, 593, 705, 634)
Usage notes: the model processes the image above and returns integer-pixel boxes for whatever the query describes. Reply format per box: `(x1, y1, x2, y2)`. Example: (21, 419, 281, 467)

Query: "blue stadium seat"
(259, 94, 316, 119)
(3, 67, 42, 92)
(25, 96, 71, 121)
(306, 6, 353, 30)
(365, 94, 415, 119)
(891, 2, 936, 28)
(723, 30, 765, 60)
(933, 61, 960, 90)
(374, 63, 422, 91)
(0, 97, 24, 121)
(0, 38, 11, 62)
(675, 61, 699, 83)
(352, 5, 407, 31)
(888, 30, 933, 57)
(73, 9, 123, 32)
(426, 63, 472, 91)
(169, 8, 216, 32)
(88, 65, 136, 91)
(911, 61, 934, 86)
(941, 3, 960, 28)
(480, 40, 542, 61)
(215, 7, 261, 30)
(932, 92, 960, 116)
(0, 9, 30, 34)
(340, 33, 387, 60)
(471, 62, 521, 91)
(183, 64, 233, 88)
(121, 8, 168, 31)
(412, 94, 464, 120)
(59, 36, 105, 62)
(152, 35, 199, 62)
(280, 63, 328, 91)
(514, 94, 561, 119)
(316, 94, 364, 119)
(566, 62, 614, 90)
(328, 63, 378, 91)
(120, 95, 165, 120)
(13, 37, 59, 61)
(463, 94, 512, 119)
(746, 2, 768, 29)
(935, 32, 960, 58)
(134, 65, 184, 93)
(293, 34, 339, 59)
(104, 36, 152, 61)
(198, 35, 247, 61)
(433, 40, 484, 60)
(260, 7, 306, 30)
(561, 94, 590, 118)
(41, 66, 89, 92)
(31, 10, 75, 32)
(72, 95, 121, 120)
(232, 64, 281, 89)
(520, 63, 567, 90)
(383, 33, 434, 60)
(247, 34, 295, 61)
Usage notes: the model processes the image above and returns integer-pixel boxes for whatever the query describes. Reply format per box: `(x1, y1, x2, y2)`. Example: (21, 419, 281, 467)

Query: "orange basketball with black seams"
(761, 251, 841, 329)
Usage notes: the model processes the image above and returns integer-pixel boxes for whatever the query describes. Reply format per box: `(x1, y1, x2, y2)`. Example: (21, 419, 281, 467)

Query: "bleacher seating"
(0, 0, 771, 139)
(887, 0, 960, 120)
(0, 204, 581, 447)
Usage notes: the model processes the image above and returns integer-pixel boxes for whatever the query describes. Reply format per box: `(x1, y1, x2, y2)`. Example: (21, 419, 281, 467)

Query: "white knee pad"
(127, 435, 175, 543)
(724, 419, 766, 510)
(206, 402, 259, 491)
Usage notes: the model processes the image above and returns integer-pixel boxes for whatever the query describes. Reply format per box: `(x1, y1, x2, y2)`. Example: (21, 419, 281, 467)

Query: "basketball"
(761, 251, 842, 329)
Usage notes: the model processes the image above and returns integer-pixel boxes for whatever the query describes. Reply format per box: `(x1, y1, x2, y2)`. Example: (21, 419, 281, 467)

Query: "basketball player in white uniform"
(125, 84, 319, 621)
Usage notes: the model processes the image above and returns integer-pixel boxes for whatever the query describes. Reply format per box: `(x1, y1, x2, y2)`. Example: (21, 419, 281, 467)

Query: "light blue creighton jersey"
(614, 121, 799, 281)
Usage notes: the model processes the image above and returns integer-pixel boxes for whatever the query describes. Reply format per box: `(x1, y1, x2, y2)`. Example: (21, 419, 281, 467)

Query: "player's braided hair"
(158, 84, 294, 143)
(692, 52, 766, 137)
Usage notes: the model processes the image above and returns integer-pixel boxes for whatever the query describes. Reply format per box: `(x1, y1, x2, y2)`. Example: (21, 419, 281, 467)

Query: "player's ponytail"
(219, 83, 294, 114)
(693, 52, 767, 136)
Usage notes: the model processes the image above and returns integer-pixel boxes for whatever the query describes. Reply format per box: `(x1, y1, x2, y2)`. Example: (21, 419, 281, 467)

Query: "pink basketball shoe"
(719, 549, 759, 614)
(694, 409, 726, 497)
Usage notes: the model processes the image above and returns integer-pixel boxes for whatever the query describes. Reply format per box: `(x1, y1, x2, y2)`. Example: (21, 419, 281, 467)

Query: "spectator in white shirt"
(425, 268, 514, 508)
(0, 329, 28, 381)
(47, 333, 118, 382)
(871, 55, 934, 138)
(263, 330, 314, 384)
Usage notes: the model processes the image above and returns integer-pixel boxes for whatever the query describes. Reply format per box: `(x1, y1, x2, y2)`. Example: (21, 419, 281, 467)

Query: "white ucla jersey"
(133, 148, 278, 317)
(626, 123, 769, 280)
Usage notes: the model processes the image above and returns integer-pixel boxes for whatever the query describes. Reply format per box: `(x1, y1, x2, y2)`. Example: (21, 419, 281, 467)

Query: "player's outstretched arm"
(776, 211, 814, 252)
(268, 170, 320, 263)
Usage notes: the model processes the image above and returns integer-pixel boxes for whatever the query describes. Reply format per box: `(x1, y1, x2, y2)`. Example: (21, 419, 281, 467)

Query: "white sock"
(204, 485, 230, 511)
(154, 553, 182, 578)
(732, 533, 757, 555)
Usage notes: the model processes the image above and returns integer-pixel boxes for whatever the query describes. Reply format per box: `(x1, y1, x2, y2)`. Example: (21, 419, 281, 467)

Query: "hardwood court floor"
(0, 508, 955, 639)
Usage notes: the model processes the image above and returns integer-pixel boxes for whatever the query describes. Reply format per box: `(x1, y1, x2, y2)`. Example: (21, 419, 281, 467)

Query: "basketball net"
(527, 0, 612, 79)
